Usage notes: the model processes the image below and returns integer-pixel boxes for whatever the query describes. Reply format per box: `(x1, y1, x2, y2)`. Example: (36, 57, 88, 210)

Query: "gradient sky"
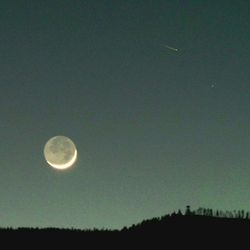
(0, 0, 250, 229)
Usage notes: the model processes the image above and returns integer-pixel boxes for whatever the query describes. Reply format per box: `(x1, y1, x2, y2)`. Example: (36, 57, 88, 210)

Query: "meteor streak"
(164, 45, 178, 51)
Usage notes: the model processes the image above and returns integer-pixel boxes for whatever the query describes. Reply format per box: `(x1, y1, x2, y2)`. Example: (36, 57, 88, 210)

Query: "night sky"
(1, 0, 250, 229)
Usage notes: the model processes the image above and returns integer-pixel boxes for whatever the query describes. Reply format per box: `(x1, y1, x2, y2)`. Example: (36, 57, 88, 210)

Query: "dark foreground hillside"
(1, 208, 250, 247)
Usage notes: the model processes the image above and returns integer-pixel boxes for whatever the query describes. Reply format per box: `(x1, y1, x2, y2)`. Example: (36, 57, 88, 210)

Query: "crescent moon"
(46, 149, 77, 170)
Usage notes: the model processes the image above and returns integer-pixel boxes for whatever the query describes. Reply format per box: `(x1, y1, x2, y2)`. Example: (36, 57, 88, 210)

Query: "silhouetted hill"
(1, 207, 249, 247)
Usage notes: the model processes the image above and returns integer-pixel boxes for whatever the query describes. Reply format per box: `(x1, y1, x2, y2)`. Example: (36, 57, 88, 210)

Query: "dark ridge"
(1, 206, 249, 246)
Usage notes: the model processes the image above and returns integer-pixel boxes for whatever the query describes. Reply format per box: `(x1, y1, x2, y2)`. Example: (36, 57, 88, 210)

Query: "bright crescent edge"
(47, 149, 77, 170)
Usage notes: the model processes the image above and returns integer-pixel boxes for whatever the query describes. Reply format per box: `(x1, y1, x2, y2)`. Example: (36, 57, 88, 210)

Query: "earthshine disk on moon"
(44, 136, 77, 170)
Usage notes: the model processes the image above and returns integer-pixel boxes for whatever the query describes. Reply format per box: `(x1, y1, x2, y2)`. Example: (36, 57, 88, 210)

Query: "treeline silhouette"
(183, 205, 250, 219)
(2, 206, 250, 232)
(1, 206, 250, 246)
(126, 205, 250, 231)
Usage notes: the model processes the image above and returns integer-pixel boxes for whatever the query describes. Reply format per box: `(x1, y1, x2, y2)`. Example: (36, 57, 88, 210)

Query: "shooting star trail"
(164, 45, 178, 52)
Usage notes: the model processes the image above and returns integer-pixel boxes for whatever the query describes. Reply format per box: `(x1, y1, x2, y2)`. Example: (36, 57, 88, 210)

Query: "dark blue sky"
(0, 0, 250, 229)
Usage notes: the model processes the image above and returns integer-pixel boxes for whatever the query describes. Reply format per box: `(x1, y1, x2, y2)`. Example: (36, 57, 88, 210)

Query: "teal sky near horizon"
(0, 0, 250, 229)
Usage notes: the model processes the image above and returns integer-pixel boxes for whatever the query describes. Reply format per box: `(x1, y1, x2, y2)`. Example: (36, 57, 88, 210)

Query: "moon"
(44, 136, 77, 170)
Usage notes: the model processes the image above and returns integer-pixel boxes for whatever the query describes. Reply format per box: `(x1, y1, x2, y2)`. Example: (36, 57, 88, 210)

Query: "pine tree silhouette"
(185, 205, 191, 215)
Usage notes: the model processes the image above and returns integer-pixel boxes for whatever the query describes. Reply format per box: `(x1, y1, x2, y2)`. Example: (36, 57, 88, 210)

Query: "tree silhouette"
(177, 209, 182, 216)
(185, 205, 192, 215)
